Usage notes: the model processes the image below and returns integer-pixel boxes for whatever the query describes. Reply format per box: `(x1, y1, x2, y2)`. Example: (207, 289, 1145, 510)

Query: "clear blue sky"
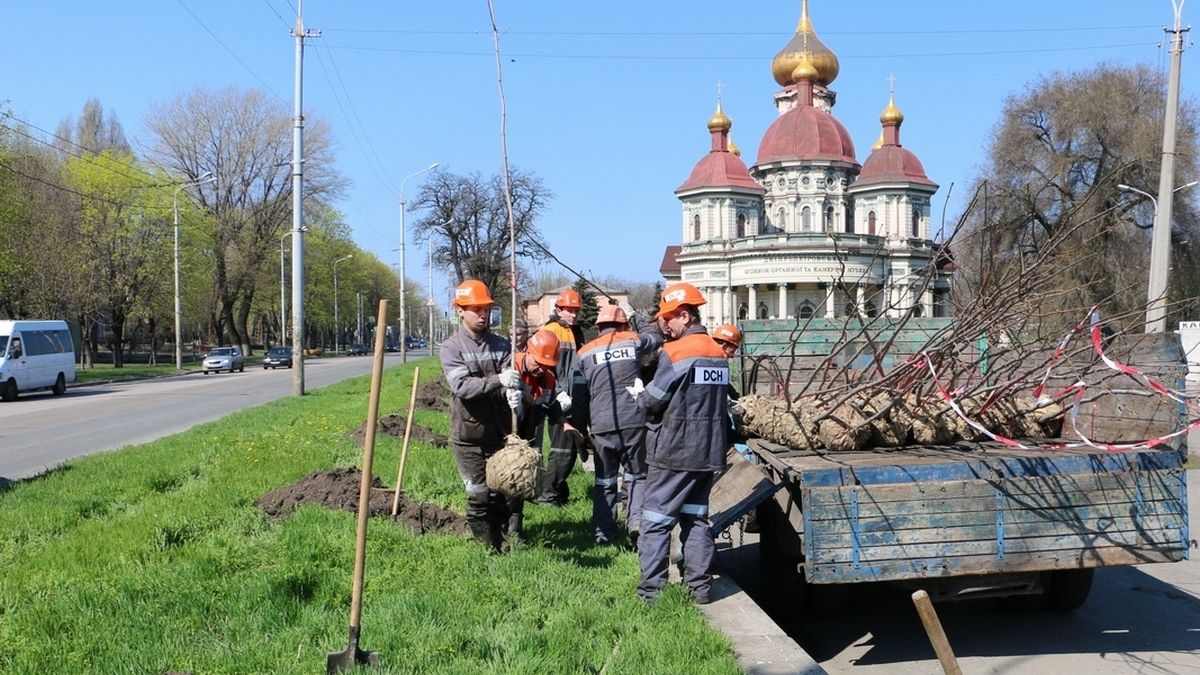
(3, 1, 1192, 307)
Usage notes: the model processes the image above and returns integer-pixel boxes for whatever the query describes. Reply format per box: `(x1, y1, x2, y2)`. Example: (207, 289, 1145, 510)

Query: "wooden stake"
(911, 590, 962, 675)
(392, 367, 421, 517)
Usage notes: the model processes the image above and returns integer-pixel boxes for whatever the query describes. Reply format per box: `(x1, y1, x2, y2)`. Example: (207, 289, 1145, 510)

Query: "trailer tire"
(1043, 568, 1093, 612)
(1, 379, 16, 402)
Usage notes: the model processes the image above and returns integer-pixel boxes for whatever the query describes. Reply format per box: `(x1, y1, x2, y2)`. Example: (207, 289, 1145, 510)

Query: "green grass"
(0, 358, 737, 674)
(74, 362, 194, 383)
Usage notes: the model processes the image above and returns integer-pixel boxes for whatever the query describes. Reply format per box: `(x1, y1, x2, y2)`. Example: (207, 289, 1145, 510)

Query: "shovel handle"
(911, 590, 962, 675)
(349, 300, 389, 627)
(392, 368, 421, 516)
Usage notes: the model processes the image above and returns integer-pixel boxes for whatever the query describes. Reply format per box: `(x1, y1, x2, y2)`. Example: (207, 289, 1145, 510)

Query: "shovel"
(328, 300, 389, 673)
(392, 367, 421, 516)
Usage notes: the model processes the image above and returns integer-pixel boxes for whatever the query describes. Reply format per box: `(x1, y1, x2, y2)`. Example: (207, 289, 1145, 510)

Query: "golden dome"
(728, 133, 741, 157)
(880, 93, 904, 126)
(791, 50, 819, 83)
(771, 0, 840, 87)
(871, 130, 884, 151)
(707, 101, 732, 133)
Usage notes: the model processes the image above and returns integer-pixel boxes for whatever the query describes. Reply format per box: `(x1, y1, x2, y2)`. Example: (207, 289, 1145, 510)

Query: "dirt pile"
(416, 379, 450, 412)
(256, 467, 468, 534)
(350, 415, 449, 448)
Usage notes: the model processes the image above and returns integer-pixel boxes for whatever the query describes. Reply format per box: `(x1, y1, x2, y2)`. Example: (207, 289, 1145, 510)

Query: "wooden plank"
(805, 491, 1182, 523)
(709, 450, 780, 535)
(809, 530, 1183, 565)
(804, 470, 1183, 508)
(809, 501, 1184, 534)
(806, 545, 1185, 583)
(809, 513, 1184, 549)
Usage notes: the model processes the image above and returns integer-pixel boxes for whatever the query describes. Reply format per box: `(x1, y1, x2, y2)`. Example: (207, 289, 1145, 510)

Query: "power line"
(0, 114, 164, 187)
(175, 0, 283, 101)
(0, 157, 173, 211)
(321, 24, 1161, 37)
(261, 0, 292, 30)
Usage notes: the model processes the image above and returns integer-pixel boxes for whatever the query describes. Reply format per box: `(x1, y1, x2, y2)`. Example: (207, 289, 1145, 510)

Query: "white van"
(0, 320, 77, 401)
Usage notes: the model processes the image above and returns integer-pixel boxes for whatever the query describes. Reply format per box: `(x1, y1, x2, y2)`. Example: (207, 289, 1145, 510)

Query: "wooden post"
(911, 590, 962, 675)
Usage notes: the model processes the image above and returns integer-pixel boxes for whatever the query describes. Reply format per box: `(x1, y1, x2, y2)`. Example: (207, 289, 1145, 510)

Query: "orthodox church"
(661, 1, 953, 327)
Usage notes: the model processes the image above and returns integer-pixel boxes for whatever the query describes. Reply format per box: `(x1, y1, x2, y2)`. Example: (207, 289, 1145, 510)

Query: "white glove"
(505, 388, 523, 410)
(556, 390, 573, 413)
(499, 368, 521, 390)
(626, 377, 645, 402)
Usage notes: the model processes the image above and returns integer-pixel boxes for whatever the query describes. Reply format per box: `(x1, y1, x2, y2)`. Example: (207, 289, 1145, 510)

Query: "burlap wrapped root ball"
(737, 394, 819, 450)
(860, 392, 909, 447)
(1023, 397, 1065, 437)
(486, 435, 543, 500)
(894, 393, 956, 444)
(813, 399, 872, 452)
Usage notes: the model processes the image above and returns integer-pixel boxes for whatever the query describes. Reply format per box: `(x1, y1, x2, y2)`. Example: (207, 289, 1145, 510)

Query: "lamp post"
(399, 162, 438, 363)
(428, 237, 436, 353)
(333, 254, 353, 354)
(173, 171, 216, 370)
(1119, 180, 1199, 331)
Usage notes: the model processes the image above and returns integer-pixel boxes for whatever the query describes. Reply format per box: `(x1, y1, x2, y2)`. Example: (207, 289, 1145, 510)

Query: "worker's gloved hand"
(506, 388, 523, 410)
(555, 390, 573, 413)
(499, 368, 521, 390)
(729, 399, 746, 418)
(626, 377, 645, 401)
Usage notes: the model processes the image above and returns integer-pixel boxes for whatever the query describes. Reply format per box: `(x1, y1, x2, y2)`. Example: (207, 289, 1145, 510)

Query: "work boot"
(468, 520, 494, 549)
(488, 519, 508, 555)
(506, 513, 526, 547)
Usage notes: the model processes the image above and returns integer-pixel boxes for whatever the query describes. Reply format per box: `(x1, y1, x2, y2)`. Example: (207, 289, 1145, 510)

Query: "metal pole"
(291, 3, 319, 395)
(279, 233, 289, 345)
(334, 255, 352, 354)
(173, 172, 214, 371)
(1147, 0, 1190, 333)
(428, 237, 435, 354)
(398, 163, 438, 363)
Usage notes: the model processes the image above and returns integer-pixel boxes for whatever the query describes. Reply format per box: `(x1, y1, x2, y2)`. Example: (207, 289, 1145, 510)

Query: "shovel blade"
(327, 626, 379, 673)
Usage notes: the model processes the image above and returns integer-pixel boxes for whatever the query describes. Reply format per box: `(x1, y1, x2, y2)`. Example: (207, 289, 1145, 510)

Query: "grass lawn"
(0, 358, 738, 674)
(74, 362, 195, 383)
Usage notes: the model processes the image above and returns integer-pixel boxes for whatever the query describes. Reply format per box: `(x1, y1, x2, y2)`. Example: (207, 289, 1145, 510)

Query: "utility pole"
(428, 237, 436, 353)
(291, 1, 319, 394)
(1146, 0, 1190, 333)
(398, 162, 438, 363)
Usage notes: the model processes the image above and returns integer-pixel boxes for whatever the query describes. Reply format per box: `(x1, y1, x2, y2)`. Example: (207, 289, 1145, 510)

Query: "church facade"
(661, 1, 953, 328)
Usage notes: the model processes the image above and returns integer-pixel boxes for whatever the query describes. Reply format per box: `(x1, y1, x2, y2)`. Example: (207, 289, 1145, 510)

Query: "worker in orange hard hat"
(536, 286, 590, 506)
(441, 278, 513, 552)
(711, 324, 741, 360)
(497, 327, 570, 545)
(577, 302, 662, 548)
(631, 282, 729, 605)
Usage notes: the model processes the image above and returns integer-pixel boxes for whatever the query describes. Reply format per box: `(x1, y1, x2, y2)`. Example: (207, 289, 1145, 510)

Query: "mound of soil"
(416, 379, 450, 412)
(256, 467, 468, 535)
(350, 415, 449, 448)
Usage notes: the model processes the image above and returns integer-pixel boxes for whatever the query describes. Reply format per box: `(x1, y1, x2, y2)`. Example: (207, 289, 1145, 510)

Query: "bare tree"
(409, 167, 551, 298)
(143, 86, 345, 353)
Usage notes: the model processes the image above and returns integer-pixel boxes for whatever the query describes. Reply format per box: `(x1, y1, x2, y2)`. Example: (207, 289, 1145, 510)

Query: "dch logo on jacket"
(637, 325, 728, 472)
(578, 329, 660, 434)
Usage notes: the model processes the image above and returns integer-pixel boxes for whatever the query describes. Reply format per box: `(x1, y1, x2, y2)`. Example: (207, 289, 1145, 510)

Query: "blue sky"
(3, 1, 1192, 306)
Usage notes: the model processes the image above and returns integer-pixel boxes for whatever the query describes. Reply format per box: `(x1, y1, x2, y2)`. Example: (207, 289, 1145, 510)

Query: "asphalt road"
(0, 350, 432, 481)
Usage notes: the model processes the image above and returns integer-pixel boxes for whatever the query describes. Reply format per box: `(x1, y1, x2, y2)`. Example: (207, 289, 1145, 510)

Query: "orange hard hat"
(526, 329, 560, 367)
(595, 304, 628, 326)
(452, 279, 494, 308)
(656, 282, 706, 318)
(713, 324, 742, 347)
(555, 288, 582, 310)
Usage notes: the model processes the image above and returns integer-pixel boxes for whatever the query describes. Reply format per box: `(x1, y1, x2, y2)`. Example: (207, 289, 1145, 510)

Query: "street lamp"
(333, 254, 353, 354)
(1118, 180, 1199, 331)
(173, 171, 216, 370)
(399, 162, 438, 363)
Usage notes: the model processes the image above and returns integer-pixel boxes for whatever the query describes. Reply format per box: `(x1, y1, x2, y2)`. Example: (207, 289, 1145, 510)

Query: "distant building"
(663, 0, 954, 328)
(523, 286, 631, 327)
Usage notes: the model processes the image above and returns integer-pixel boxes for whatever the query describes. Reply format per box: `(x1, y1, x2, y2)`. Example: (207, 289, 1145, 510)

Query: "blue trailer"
(745, 439, 1189, 611)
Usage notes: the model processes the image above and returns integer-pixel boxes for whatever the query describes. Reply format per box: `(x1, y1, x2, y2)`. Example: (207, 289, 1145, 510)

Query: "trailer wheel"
(1, 379, 16, 402)
(51, 373, 66, 396)
(1043, 568, 1093, 612)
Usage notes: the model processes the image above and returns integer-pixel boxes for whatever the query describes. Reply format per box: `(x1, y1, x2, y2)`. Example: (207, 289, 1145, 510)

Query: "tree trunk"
(109, 314, 126, 368)
(147, 316, 158, 366)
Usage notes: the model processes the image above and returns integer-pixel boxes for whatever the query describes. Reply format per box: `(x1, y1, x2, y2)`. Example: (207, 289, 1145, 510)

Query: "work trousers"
(452, 442, 510, 544)
(590, 427, 646, 543)
(538, 422, 580, 505)
(637, 467, 715, 601)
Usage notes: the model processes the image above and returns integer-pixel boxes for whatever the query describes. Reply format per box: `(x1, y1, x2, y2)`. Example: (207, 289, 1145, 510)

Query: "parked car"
(262, 346, 293, 369)
(404, 336, 428, 350)
(202, 347, 244, 374)
(384, 340, 400, 353)
(347, 343, 368, 356)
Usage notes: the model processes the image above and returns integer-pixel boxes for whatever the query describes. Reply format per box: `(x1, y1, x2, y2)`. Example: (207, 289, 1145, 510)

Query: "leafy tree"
(144, 85, 345, 354)
(953, 63, 1199, 330)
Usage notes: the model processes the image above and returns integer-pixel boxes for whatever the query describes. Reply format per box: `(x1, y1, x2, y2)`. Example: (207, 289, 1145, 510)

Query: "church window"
(865, 301, 878, 318)
(912, 210, 920, 237)
(801, 206, 811, 232)
(736, 212, 746, 238)
(797, 302, 815, 319)
(868, 211, 876, 235)
(911, 304, 925, 318)
(738, 304, 748, 320)
(776, 208, 787, 231)
(757, 302, 770, 319)
(829, 207, 842, 233)
(693, 214, 701, 241)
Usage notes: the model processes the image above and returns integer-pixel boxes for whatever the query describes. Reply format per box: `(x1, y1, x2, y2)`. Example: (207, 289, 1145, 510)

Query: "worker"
(440, 279, 513, 552)
(629, 282, 728, 605)
(578, 304, 663, 548)
(513, 317, 531, 351)
(711, 324, 741, 360)
(536, 287, 590, 506)
(499, 328, 570, 544)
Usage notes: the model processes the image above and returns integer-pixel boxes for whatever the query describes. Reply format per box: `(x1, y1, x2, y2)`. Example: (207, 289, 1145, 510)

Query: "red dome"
(856, 145, 936, 187)
(755, 105, 857, 166)
(676, 151, 763, 194)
